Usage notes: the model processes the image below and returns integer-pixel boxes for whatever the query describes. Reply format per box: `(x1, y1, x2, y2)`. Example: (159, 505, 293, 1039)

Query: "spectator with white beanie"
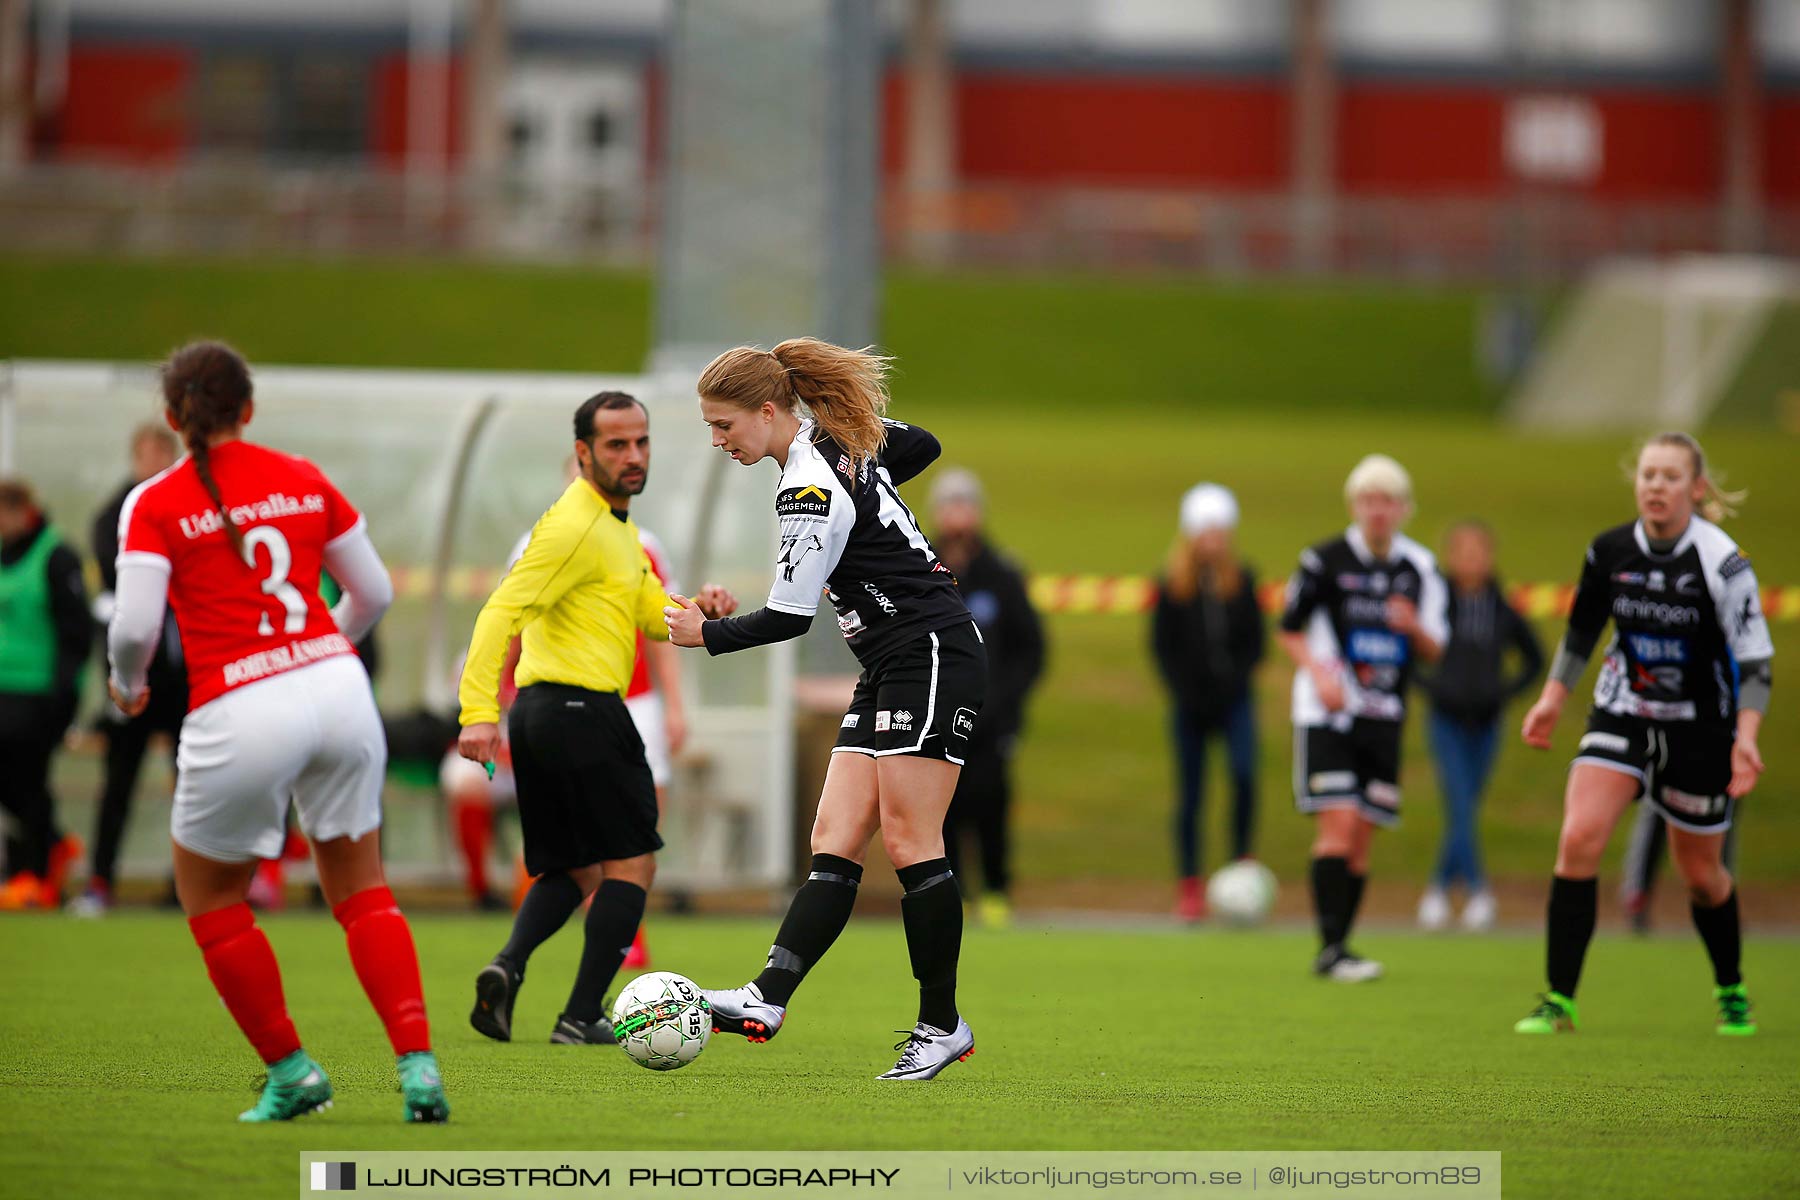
(1152, 483, 1266, 922)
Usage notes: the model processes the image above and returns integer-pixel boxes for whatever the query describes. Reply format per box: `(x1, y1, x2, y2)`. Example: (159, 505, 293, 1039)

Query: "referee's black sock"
(752, 854, 863, 1007)
(499, 872, 584, 971)
(1310, 856, 1351, 952)
(1546, 875, 1598, 998)
(898, 857, 962, 1032)
(565, 879, 648, 1025)
(1345, 870, 1368, 939)
(1690, 887, 1742, 988)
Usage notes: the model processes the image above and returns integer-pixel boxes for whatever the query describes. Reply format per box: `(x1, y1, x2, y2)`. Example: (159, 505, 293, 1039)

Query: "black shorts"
(508, 682, 662, 875)
(833, 622, 987, 764)
(1293, 718, 1403, 828)
(1574, 710, 1736, 833)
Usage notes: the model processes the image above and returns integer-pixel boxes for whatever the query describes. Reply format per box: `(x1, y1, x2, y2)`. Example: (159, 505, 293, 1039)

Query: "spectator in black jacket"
(929, 468, 1046, 930)
(1415, 520, 1543, 932)
(0, 479, 91, 910)
(1153, 483, 1265, 922)
(73, 424, 186, 915)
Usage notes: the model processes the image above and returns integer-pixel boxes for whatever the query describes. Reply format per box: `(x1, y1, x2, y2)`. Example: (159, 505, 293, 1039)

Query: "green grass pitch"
(2, 913, 1795, 1199)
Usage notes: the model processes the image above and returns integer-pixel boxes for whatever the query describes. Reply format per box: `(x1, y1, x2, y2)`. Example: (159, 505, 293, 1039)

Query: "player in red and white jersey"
(107, 340, 448, 1124)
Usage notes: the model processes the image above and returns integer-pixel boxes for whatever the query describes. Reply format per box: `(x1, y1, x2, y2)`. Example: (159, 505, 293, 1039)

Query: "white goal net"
(0, 360, 795, 894)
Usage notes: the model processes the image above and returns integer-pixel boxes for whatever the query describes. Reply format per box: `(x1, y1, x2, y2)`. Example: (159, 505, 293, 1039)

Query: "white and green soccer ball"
(1207, 860, 1278, 926)
(611, 972, 711, 1071)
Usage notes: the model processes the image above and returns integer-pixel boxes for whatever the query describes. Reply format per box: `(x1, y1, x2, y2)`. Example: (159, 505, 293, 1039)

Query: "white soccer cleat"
(1461, 889, 1497, 932)
(876, 1018, 975, 1081)
(1417, 887, 1451, 931)
(1328, 954, 1384, 983)
(702, 983, 785, 1043)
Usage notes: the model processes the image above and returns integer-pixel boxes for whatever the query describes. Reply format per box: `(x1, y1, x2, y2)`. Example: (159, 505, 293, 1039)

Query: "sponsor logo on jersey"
(1736, 594, 1760, 636)
(221, 632, 353, 687)
(837, 608, 865, 638)
(891, 709, 914, 732)
(178, 492, 326, 540)
(1646, 570, 1666, 592)
(775, 485, 832, 517)
(1612, 595, 1700, 626)
(1343, 595, 1391, 623)
(952, 708, 976, 738)
(1627, 633, 1687, 664)
(862, 581, 898, 616)
(1369, 572, 1389, 592)
(1336, 573, 1364, 591)
(1675, 572, 1701, 595)
(1718, 551, 1753, 580)
(874, 710, 891, 732)
(777, 531, 823, 582)
(1612, 571, 1645, 586)
(1348, 628, 1406, 665)
(840, 713, 859, 729)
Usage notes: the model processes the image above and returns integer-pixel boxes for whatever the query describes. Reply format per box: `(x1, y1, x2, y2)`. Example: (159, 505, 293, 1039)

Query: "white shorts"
(172, 655, 385, 864)
(625, 691, 671, 788)
(439, 746, 517, 805)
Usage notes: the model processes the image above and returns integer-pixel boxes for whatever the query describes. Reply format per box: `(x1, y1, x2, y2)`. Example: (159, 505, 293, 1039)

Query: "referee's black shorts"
(507, 682, 662, 876)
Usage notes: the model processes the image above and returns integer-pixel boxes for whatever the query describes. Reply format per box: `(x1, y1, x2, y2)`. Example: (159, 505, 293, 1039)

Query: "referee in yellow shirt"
(458, 391, 735, 1046)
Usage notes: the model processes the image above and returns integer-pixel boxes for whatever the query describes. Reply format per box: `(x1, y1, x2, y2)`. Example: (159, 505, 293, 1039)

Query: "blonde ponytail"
(771, 338, 891, 461)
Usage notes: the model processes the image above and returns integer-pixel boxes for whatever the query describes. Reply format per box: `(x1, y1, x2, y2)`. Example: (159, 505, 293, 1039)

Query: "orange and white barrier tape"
(389, 565, 1800, 623)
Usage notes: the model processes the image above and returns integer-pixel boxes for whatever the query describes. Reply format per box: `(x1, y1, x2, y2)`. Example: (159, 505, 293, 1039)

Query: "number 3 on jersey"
(243, 526, 308, 636)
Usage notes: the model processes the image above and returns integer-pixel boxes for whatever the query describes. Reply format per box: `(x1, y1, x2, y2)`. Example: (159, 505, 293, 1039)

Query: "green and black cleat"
(550, 1012, 617, 1046)
(240, 1052, 333, 1123)
(398, 1050, 450, 1123)
(1715, 984, 1757, 1037)
(1514, 991, 1579, 1034)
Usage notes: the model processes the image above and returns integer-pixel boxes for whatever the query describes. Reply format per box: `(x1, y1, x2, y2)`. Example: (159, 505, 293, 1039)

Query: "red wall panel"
(1760, 95, 1800, 203)
(1585, 91, 1716, 199)
(932, 73, 1288, 189)
(369, 54, 466, 168)
(57, 46, 193, 162)
(1336, 86, 1504, 194)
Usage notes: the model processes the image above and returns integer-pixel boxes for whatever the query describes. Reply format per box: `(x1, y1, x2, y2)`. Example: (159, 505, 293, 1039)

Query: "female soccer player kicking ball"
(664, 338, 984, 1081)
(1515, 433, 1771, 1035)
(108, 341, 448, 1123)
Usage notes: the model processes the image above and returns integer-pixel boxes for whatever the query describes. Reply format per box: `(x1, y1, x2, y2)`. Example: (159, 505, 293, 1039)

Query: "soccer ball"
(611, 972, 711, 1071)
(1207, 860, 1278, 926)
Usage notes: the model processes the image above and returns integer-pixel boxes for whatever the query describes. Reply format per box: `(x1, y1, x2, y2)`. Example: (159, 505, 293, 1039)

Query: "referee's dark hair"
(574, 391, 646, 442)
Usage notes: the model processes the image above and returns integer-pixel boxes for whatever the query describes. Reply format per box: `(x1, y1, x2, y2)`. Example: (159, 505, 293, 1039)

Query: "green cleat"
(1514, 991, 1579, 1034)
(1714, 984, 1757, 1037)
(398, 1050, 450, 1123)
(239, 1051, 333, 1122)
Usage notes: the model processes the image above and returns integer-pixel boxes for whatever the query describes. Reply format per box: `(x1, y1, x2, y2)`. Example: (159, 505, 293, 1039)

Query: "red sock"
(333, 886, 431, 1056)
(188, 903, 301, 1065)
(453, 801, 493, 898)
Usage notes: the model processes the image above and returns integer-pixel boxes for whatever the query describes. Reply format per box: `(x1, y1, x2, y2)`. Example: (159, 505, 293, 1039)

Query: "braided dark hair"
(160, 340, 252, 556)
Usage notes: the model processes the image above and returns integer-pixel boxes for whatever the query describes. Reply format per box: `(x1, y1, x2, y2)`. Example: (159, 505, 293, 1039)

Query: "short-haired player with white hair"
(1277, 454, 1448, 981)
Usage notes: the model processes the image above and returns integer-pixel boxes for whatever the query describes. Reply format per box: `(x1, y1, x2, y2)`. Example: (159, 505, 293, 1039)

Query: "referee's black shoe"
(470, 956, 522, 1042)
(550, 1012, 617, 1046)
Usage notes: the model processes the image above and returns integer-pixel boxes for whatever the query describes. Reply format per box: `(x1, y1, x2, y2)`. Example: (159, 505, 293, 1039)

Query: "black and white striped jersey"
(763, 419, 970, 665)
(1569, 518, 1772, 724)
(1279, 527, 1449, 728)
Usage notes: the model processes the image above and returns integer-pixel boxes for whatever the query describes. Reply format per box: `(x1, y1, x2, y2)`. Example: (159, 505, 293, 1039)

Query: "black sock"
(1546, 875, 1598, 998)
(897, 857, 962, 1031)
(752, 854, 863, 1007)
(1310, 856, 1351, 952)
(564, 879, 648, 1024)
(499, 872, 584, 971)
(1690, 888, 1742, 988)
(1345, 871, 1368, 938)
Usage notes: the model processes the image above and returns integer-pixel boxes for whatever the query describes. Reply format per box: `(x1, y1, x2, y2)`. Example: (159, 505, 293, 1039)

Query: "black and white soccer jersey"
(1571, 518, 1772, 725)
(1279, 527, 1450, 729)
(764, 419, 971, 666)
